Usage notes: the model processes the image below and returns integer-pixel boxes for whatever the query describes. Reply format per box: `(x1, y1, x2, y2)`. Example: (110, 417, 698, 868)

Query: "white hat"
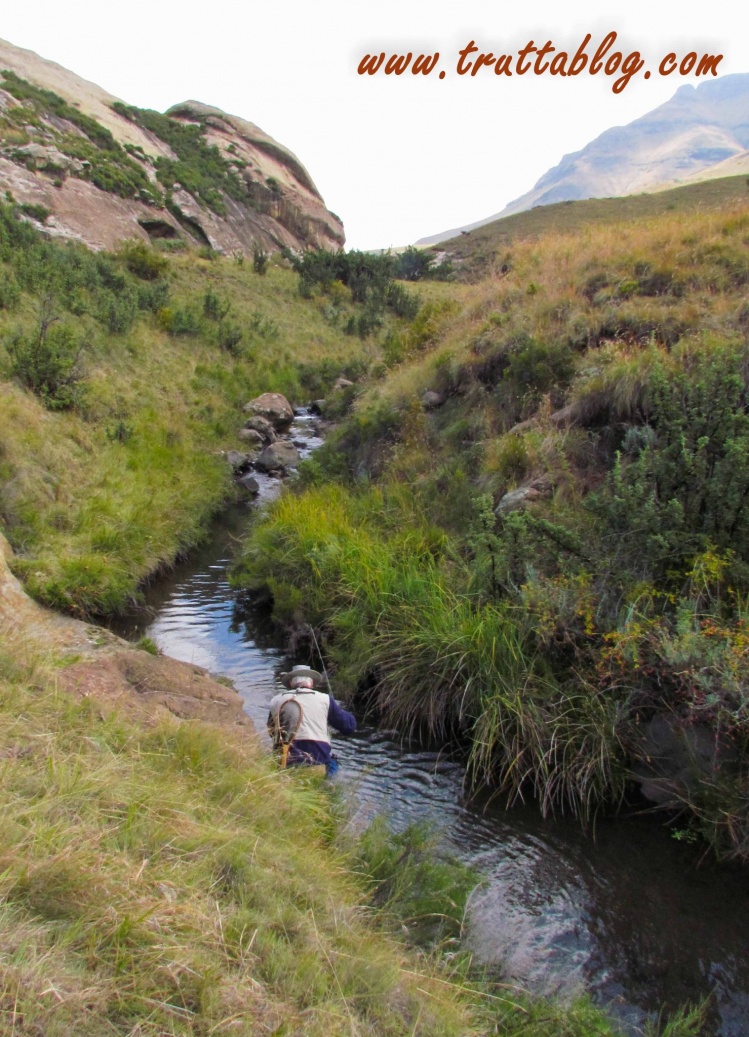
(279, 664, 322, 688)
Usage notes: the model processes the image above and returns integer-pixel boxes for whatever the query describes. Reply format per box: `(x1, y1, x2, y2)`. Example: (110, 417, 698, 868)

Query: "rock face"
(0, 37, 344, 254)
(243, 393, 294, 431)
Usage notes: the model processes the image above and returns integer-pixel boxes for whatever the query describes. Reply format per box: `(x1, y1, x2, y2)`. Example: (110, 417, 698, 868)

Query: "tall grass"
(0, 638, 481, 1036)
(234, 485, 626, 817)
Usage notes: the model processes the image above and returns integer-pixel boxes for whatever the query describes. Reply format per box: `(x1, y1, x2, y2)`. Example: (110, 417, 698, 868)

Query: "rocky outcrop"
(496, 476, 554, 513)
(0, 37, 344, 255)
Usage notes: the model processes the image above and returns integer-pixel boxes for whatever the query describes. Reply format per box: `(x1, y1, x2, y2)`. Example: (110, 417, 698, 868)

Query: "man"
(268, 664, 356, 775)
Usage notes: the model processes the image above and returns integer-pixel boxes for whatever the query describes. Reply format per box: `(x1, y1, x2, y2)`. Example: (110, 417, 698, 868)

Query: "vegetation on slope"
(1, 69, 159, 202)
(0, 202, 375, 615)
(233, 195, 749, 859)
(435, 174, 749, 280)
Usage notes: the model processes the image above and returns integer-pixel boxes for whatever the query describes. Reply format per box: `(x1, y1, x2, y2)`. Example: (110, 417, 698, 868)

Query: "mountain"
(0, 38, 344, 253)
(418, 73, 749, 246)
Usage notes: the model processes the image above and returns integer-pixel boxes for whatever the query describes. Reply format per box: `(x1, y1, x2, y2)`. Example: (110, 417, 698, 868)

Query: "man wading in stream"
(268, 664, 356, 776)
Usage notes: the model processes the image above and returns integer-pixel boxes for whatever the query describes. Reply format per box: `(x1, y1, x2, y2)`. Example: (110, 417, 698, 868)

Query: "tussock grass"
(234, 486, 625, 819)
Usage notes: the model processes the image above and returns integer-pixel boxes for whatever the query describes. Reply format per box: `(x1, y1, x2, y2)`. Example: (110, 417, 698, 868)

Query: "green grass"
(232, 484, 625, 819)
(233, 196, 749, 857)
(0, 206, 379, 615)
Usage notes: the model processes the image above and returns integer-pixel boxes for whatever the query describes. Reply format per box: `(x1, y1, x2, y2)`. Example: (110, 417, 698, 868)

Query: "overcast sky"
(2, 1, 745, 250)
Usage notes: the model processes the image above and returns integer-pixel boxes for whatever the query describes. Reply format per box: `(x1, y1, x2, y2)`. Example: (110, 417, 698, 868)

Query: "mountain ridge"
(418, 72, 749, 246)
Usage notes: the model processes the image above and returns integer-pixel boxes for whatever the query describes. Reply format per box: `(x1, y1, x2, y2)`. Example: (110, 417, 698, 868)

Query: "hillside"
(430, 173, 749, 279)
(0, 37, 343, 254)
(419, 73, 749, 245)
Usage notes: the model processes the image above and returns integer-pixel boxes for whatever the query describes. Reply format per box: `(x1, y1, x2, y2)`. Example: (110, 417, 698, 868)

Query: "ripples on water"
(111, 413, 749, 1037)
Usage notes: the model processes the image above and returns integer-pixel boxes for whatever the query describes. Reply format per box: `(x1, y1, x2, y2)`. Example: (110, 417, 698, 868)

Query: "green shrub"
(0, 271, 20, 309)
(119, 240, 168, 281)
(7, 309, 88, 409)
(252, 246, 269, 275)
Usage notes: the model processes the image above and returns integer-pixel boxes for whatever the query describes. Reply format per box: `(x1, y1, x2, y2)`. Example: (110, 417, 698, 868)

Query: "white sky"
(1, 1, 745, 250)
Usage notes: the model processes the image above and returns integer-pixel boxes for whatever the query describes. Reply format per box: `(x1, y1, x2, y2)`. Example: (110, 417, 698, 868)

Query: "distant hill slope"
(419, 73, 749, 245)
(0, 37, 344, 254)
(432, 173, 749, 278)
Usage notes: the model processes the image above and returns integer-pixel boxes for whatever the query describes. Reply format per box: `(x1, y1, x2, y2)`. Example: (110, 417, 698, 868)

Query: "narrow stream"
(111, 411, 749, 1037)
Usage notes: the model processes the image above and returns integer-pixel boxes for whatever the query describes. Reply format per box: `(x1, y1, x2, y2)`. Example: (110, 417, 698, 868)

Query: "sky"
(1, 1, 745, 251)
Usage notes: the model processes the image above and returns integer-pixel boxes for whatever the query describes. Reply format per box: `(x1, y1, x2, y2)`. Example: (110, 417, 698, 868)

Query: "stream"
(111, 410, 749, 1037)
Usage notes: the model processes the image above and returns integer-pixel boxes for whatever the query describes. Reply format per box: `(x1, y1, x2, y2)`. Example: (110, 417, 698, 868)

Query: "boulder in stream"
(255, 441, 300, 473)
(243, 393, 294, 430)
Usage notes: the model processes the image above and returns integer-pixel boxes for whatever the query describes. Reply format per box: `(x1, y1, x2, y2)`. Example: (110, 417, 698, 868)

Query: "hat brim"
(280, 666, 322, 688)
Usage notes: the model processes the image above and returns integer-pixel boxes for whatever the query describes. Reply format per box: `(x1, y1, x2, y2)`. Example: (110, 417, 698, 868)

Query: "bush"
(119, 240, 168, 281)
(252, 246, 269, 275)
(8, 308, 88, 409)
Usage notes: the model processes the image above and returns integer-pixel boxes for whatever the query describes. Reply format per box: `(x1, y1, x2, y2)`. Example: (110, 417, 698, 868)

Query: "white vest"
(269, 690, 331, 744)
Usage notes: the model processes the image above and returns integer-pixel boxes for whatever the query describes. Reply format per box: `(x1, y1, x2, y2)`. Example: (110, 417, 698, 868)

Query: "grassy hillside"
(0, 203, 375, 615)
(234, 195, 749, 859)
(435, 173, 749, 279)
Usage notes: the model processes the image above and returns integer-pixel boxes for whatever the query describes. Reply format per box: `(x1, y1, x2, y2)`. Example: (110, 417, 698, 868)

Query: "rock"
(292, 440, 307, 449)
(238, 428, 264, 447)
(237, 473, 260, 494)
(334, 377, 354, 391)
(548, 404, 578, 428)
(507, 418, 536, 435)
(14, 143, 84, 174)
(495, 476, 554, 514)
(629, 713, 739, 808)
(496, 487, 543, 513)
(243, 393, 294, 430)
(226, 450, 252, 473)
(255, 441, 300, 473)
(422, 390, 445, 410)
(0, 40, 345, 257)
(243, 415, 277, 442)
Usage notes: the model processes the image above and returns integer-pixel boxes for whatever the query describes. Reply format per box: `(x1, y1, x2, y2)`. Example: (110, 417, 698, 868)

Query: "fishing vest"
(270, 690, 331, 744)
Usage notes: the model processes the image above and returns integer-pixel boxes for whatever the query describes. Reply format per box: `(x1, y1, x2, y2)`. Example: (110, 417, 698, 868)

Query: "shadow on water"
(110, 415, 749, 1037)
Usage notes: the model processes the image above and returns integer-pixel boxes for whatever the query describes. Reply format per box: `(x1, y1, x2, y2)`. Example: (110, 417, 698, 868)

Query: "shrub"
(203, 289, 231, 320)
(216, 319, 243, 353)
(252, 246, 269, 275)
(0, 272, 20, 310)
(8, 308, 88, 409)
(119, 240, 168, 281)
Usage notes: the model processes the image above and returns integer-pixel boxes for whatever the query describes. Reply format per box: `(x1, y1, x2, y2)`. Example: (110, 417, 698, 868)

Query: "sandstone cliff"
(0, 37, 344, 254)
